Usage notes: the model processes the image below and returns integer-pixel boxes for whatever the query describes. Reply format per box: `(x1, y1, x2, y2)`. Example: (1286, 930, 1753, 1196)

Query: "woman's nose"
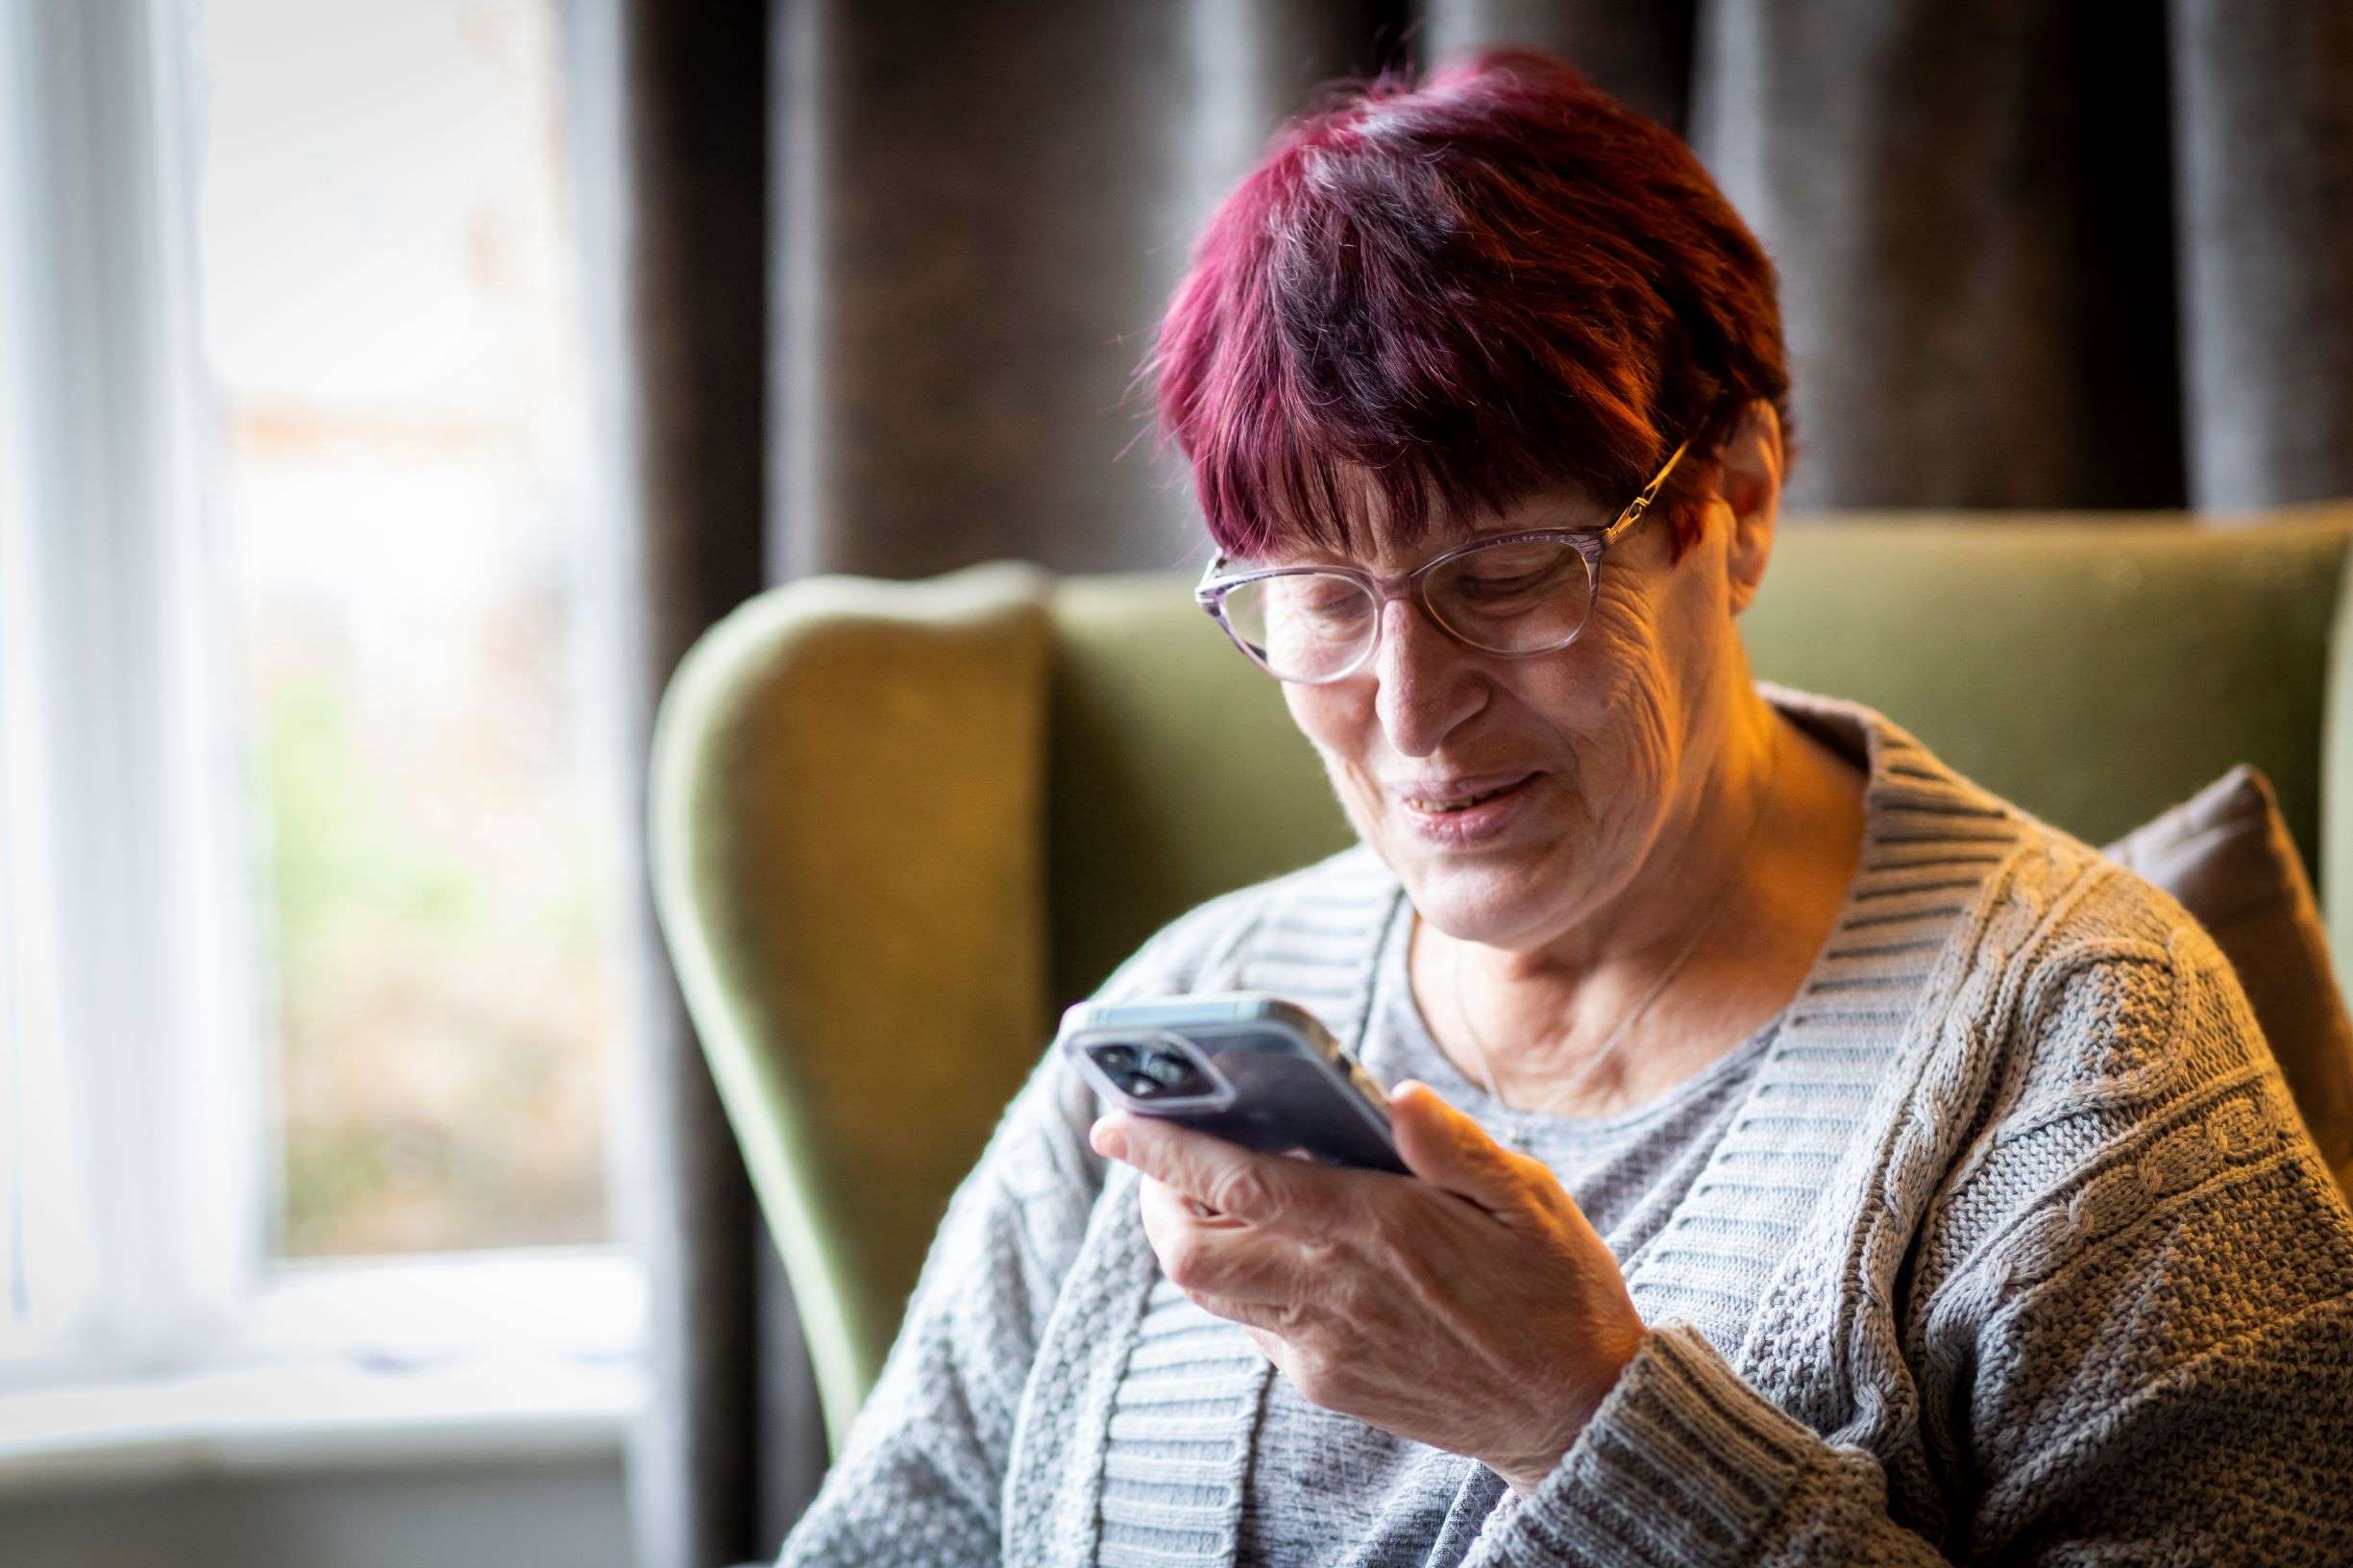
(1369, 595, 1482, 756)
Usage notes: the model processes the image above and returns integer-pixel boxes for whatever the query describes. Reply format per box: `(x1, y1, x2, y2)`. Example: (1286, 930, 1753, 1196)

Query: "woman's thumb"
(1388, 1079, 1525, 1210)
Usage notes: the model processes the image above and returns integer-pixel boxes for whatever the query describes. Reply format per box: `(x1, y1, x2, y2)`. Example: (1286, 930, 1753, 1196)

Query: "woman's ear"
(1715, 400, 1782, 618)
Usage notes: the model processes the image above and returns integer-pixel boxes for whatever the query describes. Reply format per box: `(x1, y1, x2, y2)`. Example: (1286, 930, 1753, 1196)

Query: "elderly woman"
(780, 49, 2353, 1567)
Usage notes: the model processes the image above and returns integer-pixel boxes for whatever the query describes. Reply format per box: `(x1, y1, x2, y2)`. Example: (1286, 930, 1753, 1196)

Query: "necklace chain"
(1444, 725, 1784, 1118)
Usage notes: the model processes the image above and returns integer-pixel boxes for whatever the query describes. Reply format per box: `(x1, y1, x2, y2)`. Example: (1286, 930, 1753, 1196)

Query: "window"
(0, 0, 639, 1458)
(203, 0, 614, 1263)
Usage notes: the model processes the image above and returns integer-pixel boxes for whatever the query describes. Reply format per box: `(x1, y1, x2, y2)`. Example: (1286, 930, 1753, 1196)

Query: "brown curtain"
(566, 2, 2353, 1564)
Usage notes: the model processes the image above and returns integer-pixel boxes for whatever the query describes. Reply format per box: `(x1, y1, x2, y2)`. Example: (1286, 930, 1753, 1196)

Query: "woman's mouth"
(1403, 779, 1523, 813)
(1395, 772, 1541, 845)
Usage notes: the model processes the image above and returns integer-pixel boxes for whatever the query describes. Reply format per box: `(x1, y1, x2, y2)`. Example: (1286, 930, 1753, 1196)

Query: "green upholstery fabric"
(652, 562, 1061, 1448)
(650, 505, 2353, 1453)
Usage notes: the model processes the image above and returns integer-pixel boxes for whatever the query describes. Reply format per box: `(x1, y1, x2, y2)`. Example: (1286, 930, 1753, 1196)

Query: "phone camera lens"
(1139, 1051, 1193, 1089)
(1091, 1034, 1210, 1100)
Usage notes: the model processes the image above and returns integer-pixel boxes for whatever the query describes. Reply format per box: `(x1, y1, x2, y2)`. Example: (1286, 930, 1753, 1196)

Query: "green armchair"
(649, 503, 2353, 1455)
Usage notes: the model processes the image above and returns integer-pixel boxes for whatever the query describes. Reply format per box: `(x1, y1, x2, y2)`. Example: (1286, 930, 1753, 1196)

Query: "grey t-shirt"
(1236, 898, 1784, 1567)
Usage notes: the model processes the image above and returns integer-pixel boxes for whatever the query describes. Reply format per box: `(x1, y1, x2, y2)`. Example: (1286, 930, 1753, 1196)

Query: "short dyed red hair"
(1141, 48, 1791, 563)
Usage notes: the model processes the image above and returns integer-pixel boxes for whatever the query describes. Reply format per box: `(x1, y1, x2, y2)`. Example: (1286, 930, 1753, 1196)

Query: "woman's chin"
(1398, 851, 1560, 943)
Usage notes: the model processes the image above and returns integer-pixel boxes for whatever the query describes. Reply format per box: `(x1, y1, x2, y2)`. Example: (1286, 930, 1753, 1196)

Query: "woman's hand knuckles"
(1137, 1178, 1188, 1240)
(1140, 1181, 1231, 1292)
(1206, 1162, 1278, 1221)
(1285, 1344, 1358, 1410)
(1158, 1227, 1225, 1294)
(1216, 1284, 1313, 1337)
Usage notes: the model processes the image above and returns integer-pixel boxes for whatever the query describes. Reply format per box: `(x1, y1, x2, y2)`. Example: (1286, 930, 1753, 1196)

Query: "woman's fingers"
(1095, 1112, 1362, 1236)
(1108, 1094, 1643, 1481)
(1179, 1287, 1304, 1337)
(1137, 1174, 1296, 1305)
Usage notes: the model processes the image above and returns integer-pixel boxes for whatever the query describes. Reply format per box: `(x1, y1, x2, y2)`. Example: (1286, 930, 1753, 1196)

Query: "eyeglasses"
(1193, 433, 1696, 684)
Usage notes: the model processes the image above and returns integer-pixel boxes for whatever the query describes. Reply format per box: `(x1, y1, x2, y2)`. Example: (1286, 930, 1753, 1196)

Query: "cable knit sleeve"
(776, 895, 1253, 1567)
(1458, 919, 2353, 1566)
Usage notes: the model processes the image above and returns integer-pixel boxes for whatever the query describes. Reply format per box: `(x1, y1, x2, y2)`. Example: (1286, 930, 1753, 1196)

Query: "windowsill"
(0, 1352, 644, 1498)
(0, 1249, 648, 1498)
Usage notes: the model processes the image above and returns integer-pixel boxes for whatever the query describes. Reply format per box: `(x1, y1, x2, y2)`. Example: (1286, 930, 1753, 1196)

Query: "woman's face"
(1282, 477, 1751, 954)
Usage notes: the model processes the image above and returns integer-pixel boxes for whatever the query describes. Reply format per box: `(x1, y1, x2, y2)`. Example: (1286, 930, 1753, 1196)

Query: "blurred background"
(0, 2, 2346, 1566)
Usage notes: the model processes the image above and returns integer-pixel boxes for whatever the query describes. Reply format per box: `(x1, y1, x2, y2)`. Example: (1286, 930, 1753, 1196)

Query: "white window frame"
(0, 0, 642, 1479)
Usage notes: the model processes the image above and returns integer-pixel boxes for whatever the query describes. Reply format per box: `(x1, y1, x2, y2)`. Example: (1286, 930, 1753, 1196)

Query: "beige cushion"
(2103, 764, 2353, 1196)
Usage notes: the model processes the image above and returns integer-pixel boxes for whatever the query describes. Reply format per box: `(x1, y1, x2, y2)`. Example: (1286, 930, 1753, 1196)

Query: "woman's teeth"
(1408, 779, 1519, 813)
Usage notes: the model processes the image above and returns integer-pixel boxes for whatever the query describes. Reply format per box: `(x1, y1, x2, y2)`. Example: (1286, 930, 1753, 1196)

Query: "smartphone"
(1056, 991, 1408, 1175)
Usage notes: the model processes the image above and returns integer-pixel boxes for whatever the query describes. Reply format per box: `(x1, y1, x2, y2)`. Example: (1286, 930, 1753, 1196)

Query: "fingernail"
(1091, 1116, 1127, 1161)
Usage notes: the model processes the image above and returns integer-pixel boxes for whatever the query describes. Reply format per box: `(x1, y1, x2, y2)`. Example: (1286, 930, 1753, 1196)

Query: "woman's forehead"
(1253, 476, 1607, 567)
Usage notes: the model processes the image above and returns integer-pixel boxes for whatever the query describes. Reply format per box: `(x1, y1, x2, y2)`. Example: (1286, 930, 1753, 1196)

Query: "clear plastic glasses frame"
(1193, 433, 1695, 684)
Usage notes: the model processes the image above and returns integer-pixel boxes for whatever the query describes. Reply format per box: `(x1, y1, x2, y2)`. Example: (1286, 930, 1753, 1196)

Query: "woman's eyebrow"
(1252, 508, 1604, 570)
(1464, 513, 1607, 543)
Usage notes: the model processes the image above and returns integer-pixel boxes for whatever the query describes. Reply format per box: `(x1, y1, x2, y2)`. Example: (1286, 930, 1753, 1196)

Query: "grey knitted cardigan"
(778, 685, 2353, 1565)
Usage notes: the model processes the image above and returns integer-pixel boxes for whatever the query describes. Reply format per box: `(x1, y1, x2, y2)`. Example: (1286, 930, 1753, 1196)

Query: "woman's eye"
(1449, 543, 1575, 597)
(1296, 580, 1370, 611)
(1460, 573, 1550, 599)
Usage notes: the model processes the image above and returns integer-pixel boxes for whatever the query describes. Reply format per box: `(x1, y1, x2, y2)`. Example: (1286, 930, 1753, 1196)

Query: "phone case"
(1056, 991, 1407, 1174)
